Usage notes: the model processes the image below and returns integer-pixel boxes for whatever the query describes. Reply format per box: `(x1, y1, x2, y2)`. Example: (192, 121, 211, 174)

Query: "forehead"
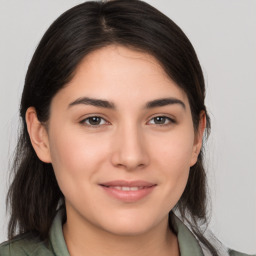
(75, 45, 166, 77)
(53, 45, 189, 108)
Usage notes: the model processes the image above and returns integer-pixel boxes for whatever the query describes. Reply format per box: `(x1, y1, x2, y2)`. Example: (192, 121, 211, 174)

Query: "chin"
(97, 212, 166, 237)
(102, 223, 153, 237)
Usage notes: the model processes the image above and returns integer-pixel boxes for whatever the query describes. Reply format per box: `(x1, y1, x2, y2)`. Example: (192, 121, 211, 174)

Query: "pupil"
(89, 117, 101, 125)
(154, 117, 165, 124)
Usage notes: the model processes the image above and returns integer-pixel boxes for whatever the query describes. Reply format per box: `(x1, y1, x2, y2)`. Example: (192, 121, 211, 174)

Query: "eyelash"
(80, 116, 110, 127)
(80, 115, 176, 128)
(148, 116, 176, 126)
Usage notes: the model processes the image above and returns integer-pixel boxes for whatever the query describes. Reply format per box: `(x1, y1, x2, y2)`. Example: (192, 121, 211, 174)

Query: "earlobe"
(25, 107, 52, 163)
(190, 111, 206, 167)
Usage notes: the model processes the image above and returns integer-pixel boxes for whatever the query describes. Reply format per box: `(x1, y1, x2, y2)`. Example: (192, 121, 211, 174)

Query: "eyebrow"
(68, 97, 186, 110)
(68, 97, 115, 109)
(145, 98, 186, 110)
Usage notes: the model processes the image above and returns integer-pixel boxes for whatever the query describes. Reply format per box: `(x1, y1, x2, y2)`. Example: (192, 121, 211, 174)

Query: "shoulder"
(0, 233, 54, 256)
(229, 249, 256, 256)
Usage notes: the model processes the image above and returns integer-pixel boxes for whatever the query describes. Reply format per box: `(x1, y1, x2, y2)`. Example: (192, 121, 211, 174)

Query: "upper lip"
(99, 180, 156, 187)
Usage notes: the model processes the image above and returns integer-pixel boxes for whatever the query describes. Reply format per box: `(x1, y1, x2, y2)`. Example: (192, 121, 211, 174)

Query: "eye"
(80, 116, 108, 126)
(148, 116, 175, 126)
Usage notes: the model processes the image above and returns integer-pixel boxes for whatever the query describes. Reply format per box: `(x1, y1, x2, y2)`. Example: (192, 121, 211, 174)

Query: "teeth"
(112, 186, 142, 191)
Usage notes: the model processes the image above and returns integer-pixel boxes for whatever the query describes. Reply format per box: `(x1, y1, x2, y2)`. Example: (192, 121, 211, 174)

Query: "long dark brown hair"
(7, 0, 217, 254)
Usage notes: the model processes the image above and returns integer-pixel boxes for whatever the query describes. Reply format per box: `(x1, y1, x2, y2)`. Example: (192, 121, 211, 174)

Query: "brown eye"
(89, 117, 102, 125)
(81, 116, 108, 126)
(153, 116, 168, 124)
(148, 116, 175, 125)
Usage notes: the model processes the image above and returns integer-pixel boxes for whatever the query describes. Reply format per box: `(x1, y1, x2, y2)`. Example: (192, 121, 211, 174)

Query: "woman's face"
(37, 45, 203, 236)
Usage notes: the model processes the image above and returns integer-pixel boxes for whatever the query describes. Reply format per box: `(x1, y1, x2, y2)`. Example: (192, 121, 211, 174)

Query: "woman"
(0, 1, 254, 255)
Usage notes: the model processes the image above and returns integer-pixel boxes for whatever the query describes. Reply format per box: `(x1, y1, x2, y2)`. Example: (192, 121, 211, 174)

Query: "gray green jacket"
(0, 211, 254, 256)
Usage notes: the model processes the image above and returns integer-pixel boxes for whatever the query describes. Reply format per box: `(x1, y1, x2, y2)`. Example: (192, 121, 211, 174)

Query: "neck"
(63, 212, 180, 256)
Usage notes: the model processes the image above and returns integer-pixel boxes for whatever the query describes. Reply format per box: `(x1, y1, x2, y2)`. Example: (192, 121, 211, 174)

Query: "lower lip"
(100, 185, 156, 202)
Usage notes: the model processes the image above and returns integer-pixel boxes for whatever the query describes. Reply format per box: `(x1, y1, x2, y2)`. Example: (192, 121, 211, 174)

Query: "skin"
(26, 45, 205, 256)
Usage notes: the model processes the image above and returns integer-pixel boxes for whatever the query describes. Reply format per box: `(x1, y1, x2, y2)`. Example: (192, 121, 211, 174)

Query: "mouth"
(99, 180, 157, 202)
(101, 185, 150, 191)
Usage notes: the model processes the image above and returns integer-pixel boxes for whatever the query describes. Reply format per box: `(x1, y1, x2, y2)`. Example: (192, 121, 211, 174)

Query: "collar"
(171, 213, 204, 256)
(49, 210, 204, 256)
(49, 210, 69, 256)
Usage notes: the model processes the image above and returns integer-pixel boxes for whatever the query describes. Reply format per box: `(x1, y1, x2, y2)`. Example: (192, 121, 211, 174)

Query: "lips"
(99, 180, 156, 202)
(105, 186, 145, 191)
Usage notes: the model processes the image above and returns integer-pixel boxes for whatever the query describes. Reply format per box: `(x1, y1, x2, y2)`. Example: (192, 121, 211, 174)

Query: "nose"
(110, 124, 150, 171)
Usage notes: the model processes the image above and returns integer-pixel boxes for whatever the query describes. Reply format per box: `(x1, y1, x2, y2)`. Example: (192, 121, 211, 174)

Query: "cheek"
(48, 126, 110, 193)
(49, 125, 107, 166)
(150, 129, 194, 198)
(153, 128, 195, 170)
(157, 147, 191, 211)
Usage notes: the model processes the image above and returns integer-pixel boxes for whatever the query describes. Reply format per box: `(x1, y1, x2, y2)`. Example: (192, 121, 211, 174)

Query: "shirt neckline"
(49, 209, 204, 256)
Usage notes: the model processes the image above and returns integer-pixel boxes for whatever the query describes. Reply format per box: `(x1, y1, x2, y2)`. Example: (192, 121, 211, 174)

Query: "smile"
(104, 186, 145, 191)
(99, 180, 157, 202)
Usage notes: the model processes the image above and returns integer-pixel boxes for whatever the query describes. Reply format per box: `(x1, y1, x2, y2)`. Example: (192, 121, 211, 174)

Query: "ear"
(25, 107, 52, 163)
(190, 111, 206, 167)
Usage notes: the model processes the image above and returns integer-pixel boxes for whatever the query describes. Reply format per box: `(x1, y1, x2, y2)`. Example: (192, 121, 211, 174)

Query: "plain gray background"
(0, 0, 255, 254)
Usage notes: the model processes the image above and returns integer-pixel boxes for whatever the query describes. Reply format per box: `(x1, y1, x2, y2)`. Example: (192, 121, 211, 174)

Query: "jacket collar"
(50, 210, 204, 256)
(171, 213, 204, 256)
